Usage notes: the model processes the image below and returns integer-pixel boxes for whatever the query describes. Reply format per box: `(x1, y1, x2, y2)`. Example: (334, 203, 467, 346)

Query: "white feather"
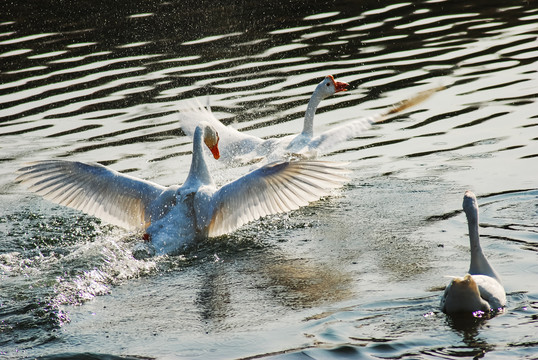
(178, 77, 441, 165)
(17, 125, 349, 255)
(206, 161, 349, 237)
(16, 161, 165, 230)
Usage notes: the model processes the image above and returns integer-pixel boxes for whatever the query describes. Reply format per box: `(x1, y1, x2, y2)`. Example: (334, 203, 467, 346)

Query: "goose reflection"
(262, 257, 353, 309)
(197, 261, 231, 328)
(194, 246, 353, 331)
(444, 315, 496, 357)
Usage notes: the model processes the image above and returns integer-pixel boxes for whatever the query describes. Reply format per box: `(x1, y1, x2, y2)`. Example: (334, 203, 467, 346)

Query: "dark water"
(1, 0, 537, 359)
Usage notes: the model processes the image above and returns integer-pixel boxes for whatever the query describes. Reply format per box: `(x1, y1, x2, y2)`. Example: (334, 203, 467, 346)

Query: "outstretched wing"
(16, 160, 166, 230)
(207, 160, 350, 237)
(307, 114, 380, 154)
(309, 86, 444, 153)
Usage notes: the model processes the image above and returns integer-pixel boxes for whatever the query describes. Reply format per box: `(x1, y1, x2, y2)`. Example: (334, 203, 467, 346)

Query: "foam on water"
(1, 0, 537, 358)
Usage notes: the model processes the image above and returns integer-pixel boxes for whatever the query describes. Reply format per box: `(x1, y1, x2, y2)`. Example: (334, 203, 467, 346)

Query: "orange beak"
(209, 144, 220, 160)
(209, 135, 220, 159)
(328, 75, 349, 93)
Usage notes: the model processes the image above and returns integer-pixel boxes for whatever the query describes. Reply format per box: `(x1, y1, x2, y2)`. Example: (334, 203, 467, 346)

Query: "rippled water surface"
(1, 0, 537, 359)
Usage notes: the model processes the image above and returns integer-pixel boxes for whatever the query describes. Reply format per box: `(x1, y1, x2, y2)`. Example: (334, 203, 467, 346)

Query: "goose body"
(179, 76, 440, 165)
(440, 191, 506, 314)
(17, 123, 349, 255)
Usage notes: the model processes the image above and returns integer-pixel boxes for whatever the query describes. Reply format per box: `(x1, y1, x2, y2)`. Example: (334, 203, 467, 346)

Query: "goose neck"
(466, 209, 500, 281)
(302, 90, 323, 137)
(185, 127, 213, 187)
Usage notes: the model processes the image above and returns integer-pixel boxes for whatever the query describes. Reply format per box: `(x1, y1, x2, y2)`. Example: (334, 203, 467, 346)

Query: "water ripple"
(1, 0, 537, 358)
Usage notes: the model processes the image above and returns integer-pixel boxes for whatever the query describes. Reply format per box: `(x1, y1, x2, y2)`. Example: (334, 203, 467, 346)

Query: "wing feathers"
(208, 160, 349, 237)
(18, 159, 350, 239)
(310, 86, 443, 153)
(16, 160, 166, 230)
(179, 99, 261, 145)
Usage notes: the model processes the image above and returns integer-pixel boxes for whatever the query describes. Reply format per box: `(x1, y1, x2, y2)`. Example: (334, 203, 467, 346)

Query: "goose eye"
(326, 82, 330, 87)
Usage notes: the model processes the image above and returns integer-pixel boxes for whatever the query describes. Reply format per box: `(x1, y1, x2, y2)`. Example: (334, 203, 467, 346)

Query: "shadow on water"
(35, 353, 154, 360)
(1, 0, 537, 358)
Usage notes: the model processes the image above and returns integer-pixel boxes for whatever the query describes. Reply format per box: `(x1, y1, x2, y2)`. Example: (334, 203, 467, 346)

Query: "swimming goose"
(440, 191, 506, 314)
(16, 123, 349, 255)
(179, 76, 440, 164)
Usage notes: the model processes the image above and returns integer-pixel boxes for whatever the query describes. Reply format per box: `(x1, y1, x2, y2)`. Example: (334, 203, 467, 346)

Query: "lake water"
(1, 0, 537, 359)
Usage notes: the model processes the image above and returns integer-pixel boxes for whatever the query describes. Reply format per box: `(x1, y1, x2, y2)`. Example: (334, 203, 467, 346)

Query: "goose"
(16, 123, 349, 255)
(440, 191, 506, 314)
(179, 75, 440, 165)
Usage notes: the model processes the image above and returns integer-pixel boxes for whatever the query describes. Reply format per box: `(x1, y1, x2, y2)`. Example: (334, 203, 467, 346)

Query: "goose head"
(317, 75, 349, 99)
(203, 125, 220, 160)
(463, 190, 479, 222)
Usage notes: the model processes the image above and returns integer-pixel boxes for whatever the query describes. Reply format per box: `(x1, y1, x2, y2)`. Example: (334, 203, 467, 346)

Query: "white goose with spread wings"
(440, 191, 506, 314)
(179, 75, 440, 164)
(17, 123, 349, 255)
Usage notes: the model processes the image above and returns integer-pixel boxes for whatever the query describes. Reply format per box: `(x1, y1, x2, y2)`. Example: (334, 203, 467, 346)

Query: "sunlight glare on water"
(0, 0, 537, 358)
